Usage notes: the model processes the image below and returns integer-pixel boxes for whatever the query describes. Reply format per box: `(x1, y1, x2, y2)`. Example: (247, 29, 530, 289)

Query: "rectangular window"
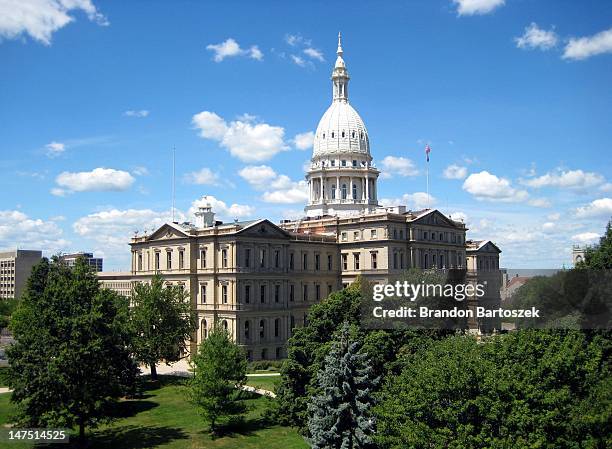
(393, 252, 398, 269)
(222, 285, 228, 304)
(316, 284, 321, 301)
(275, 284, 280, 303)
(166, 252, 172, 270)
(328, 284, 332, 295)
(303, 253, 308, 270)
(260, 285, 266, 303)
(201, 284, 206, 303)
(371, 229, 377, 239)
(200, 248, 207, 268)
(259, 249, 266, 268)
(341, 232, 348, 242)
(222, 249, 228, 268)
(137, 254, 142, 271)
(155, 252, 160, 270)
(315, 254, 320, 271)
(303, 284, 308, 301)
(399, 230, 404, 239)
(342, 254, 348, 270)
(179, 250, 184, 269)
(289, 253, 294, 270)
(245, 285, 250, 304)
(327, 254, 333, 270)
(354, 253, 360, 270)
(274, 250, 280, 268)
(371, 252, 378, 269)
(245, 248, 251, 268)
(275, 319, 280, 337)
(289, 284, 295, 301)
(353, 231, 360, 241)
(400, 253, 405, 269)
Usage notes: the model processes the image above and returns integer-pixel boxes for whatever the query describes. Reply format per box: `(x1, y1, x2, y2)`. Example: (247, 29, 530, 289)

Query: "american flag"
(425, 144, 431, 162)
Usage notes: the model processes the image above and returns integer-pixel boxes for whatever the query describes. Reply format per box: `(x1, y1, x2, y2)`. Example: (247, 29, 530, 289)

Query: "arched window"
(341, 131, 345, 138)
(331, 184, 336, 199)
(342, 184, 347, 199)
(244, 321, 250, 339)
(201, 320, 207, 341)
(360, 132, 364, 139)
(352, 184, 357, 199)
(259, 319, 265, 339)
(352, 131, 355, 138)
(331, 132, 335, 138)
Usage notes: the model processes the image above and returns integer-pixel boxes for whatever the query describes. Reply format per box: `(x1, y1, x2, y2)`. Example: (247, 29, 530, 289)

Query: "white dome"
(312, 101, 370, 158)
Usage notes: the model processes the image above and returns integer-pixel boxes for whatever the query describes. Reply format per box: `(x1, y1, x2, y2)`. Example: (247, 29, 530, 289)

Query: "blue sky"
(1, 0, 611, 270)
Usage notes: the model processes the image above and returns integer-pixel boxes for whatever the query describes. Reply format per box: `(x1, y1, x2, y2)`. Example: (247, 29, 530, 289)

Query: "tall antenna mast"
(172, 146, 176, 222)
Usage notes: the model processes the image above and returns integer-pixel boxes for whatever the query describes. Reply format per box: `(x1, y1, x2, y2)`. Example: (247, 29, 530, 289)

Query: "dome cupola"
(305, 33, 380, 218)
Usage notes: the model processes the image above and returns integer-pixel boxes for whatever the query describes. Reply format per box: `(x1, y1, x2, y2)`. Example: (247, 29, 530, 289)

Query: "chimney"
(195, 202, 215, 228)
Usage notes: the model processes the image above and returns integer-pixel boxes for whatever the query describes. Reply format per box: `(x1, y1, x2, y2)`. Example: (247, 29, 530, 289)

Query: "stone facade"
(0, 249, 42, 300)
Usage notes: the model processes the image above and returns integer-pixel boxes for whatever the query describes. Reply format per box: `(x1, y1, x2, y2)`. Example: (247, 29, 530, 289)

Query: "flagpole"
(426, 161, 429, 209)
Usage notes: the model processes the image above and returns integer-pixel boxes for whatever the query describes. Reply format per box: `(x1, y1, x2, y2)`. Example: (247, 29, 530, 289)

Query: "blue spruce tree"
(307, 322, 378, 449)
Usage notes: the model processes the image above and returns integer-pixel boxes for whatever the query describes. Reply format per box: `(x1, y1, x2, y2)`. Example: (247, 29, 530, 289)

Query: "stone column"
(365, 176, 369, 202)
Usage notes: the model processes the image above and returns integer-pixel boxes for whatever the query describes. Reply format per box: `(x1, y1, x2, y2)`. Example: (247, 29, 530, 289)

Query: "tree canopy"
(7, 257, 137, 443)
(130, 274, 197, 380)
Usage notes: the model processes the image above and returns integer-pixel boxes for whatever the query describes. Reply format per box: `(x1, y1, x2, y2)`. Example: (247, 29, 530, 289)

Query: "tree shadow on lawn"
(108, 398, 159, 419)
(88, 425, 189, 448)
(139, 375, 189, 391)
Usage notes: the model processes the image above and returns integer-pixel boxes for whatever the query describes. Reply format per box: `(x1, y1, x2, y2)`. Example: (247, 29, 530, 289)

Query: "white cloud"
(563, 28, 612, 60)
(443, 164, 467, 180)
(184, 167, 220, 186)
(542, 222, 556, 232)
(238, 165, 276, 190)
(380, 192, 436, 210)
(45, 141, 65, 157)
(521, 169, 605, 189)
(285, 34, 310, 47)
(547, 212, 561, 221)
(54, 167, 135, 194)
(124, 109, 149, 117)
(303, 47, 324, 61)
(600, 182, 612, 193)
(206, 38, 263, 62)
(0, 209, 69, 252)
(571, 232, 600, 244)
(190, 195, 254, 219)
(463, 170, 529, 202)
(575, 198, 612, 218)
(380, 156, 419, 178)
(132, 166, 149, 176)
(239, 165, 308, 204)
(528, 198, 552, 208)
(290, 54, 307, 67)
(449, 211, 468, 222)
(0, 0, 108, 45)
(293, 131, 314, 150)
(515, 23, 558, 50)
(192, 111, 289, 162)
(453, 0, 505, 16)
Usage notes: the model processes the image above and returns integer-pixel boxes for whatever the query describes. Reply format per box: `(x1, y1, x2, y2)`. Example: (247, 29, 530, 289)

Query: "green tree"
(579, 220, 612, 269)
(307, 322, 378, 449)
(375, 331, 611, 449)
(7, 257, 137, 444)
(275, 280, 363, 430)
(130, 274, 197, 380)
(188, 323, 247, 433)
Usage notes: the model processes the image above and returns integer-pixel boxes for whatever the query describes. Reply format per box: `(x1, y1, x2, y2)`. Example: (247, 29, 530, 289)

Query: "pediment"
(236, 220, 290, 239)
(480, 241, 502, 254)
(147, 223, 190, 241)
(412, 210, 460, 228)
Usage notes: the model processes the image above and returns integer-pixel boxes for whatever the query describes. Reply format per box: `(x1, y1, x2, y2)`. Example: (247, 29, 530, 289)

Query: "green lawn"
(245, 375, 280, 393)
(0, 377, 307, 449)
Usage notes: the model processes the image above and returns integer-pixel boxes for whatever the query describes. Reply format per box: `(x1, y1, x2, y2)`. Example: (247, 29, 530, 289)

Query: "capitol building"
(99, 35, 502, 360)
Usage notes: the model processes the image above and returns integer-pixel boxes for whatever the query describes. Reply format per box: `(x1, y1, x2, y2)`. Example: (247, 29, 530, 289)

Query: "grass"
(245, 375, 280, 393)
(0, 376, 307, 449)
